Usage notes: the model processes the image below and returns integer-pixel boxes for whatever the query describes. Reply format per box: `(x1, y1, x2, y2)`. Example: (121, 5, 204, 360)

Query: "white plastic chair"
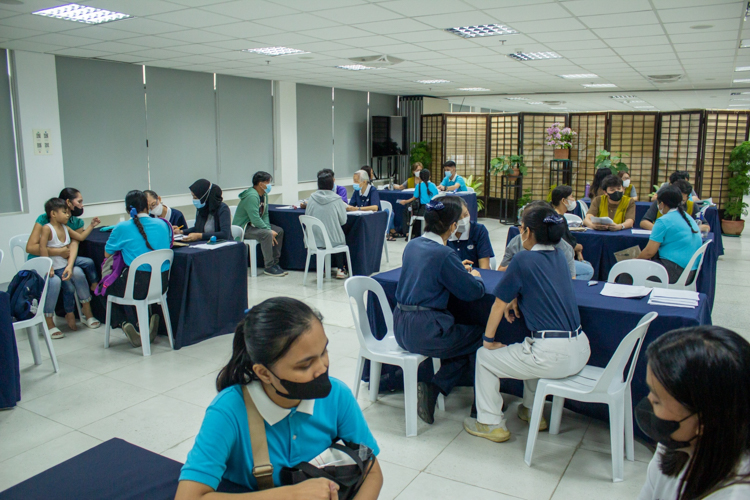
(407, 214, 425, 242)
(231, 225, 243, 242)
(490, 256, 497, 270)
(607, 260, 669, 288)
(669, 239, 712, 291)
(9, 234, 29, 272)
(563, 213, 583, 226)
(0, 249, 3, 267)
(577, 199, 589, 217)
(104, 249, 174, 356)
(380, 200, 393, 263)
(229, 205, 237, 219)
(300, 215, 353, 290)
(241, 223, 260, 278)
(345, 276, 443, 437)
(12, 257, 59, 372)
(524, 312, 659, 482)
(466, 186, 475, 193)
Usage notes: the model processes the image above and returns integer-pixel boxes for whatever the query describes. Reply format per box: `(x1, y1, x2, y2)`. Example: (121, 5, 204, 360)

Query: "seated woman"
(177, 179, 231, 242)
(104, 190, 172, 348)
(464, 204, 591, 443)
(637, 325, 750, 500)
(584, 175, 636, 231)
(637, 186, 703, 285)
(618, 171, 638, 200)
(398, 169, 438, 237)
(144, 189, 187, 229)
(589, 167, 613, 199)
(641, 180, 707, 232)
(305, 170, 348, 279)
(175, 298, 383, 499)
(394, 162, 423, 190)
(447, 197, 494, 270)
(652, 170, 700, 202)
(394, 197, 486, 425)
(347, 170, 380, 212)
(550, 186, 595, 281)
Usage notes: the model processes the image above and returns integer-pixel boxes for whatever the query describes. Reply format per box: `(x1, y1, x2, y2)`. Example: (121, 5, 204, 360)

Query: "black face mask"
(268, 368, 332, 400)
(635, 397, 696, 450)
(70, 205, 83, 217)
(609, 191, 624, 202)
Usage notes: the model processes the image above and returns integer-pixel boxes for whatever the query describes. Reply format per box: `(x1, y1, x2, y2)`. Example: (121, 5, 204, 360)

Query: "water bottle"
(585, 182, 590, 198)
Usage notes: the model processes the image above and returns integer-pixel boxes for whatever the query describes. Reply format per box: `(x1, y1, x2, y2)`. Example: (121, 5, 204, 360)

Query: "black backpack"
(6, 269, 45, 321)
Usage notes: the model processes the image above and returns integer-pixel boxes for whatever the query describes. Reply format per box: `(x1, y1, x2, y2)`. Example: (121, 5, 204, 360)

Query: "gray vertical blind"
(333, 88, 367, 178)
(56, 56, 148, 204)
(296, 83, 333, 182)
(216, 75, 273, 189)
(369, 92, 397, 118)
(0, 50, 20, 213)
(146, 66, 217, 196)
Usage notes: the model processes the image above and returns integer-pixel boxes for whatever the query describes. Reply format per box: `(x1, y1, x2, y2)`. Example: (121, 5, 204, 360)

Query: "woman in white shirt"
(637, 325, 750, 500)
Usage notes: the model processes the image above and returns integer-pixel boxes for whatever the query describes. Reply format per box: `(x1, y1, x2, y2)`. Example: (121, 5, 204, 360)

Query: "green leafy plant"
(724, 141, 750, 221)
(595, 150, 629, 173)
(517, 188, 533, 208)
(409, 141, 432, 169)
(490, 154, 527, 177)
(648, 184, 660, 200)
(465, 175, 484, 211)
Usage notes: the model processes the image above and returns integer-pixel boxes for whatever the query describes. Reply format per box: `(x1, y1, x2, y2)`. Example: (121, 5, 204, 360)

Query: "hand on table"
(182, 233, 202, 242)
(437, 185, 446, 191)
(470, 269, 481, 277)
(504, 299, 521, 323)
(483, 339, 507, 350)
(608, 224, 624, 232)
(290, 478, 339, 500)
(591, 224, 610, 231)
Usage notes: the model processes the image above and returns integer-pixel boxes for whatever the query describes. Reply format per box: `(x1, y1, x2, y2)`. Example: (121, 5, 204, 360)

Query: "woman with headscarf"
(177, 179, 232, 242)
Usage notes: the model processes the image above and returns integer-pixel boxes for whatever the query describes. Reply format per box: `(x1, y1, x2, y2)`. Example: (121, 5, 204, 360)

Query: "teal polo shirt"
(440, 174, 467, 192)
(104, 215, 172, 272)
(35, 213, 84, 231)
(650, 209, 702, 270)
(179, 378, 379, 491)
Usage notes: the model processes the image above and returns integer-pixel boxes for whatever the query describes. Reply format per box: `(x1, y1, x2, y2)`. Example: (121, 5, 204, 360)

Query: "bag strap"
(242, 385, 274, 491)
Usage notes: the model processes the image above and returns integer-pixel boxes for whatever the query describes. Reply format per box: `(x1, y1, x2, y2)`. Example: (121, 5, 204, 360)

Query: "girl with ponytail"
(104, 190, 172, 347)
(177, 297, 383, 499)
(638, 185, 704, 284)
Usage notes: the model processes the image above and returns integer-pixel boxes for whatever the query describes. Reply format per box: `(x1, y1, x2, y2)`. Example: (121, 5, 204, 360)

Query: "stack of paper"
(192, 241, 237, 250)
(274, 205, 295, 210)
(173, 234, 185, 241)
(631, 229, 652, 235)
(648, 288, 700, 308)
(589, 216, 615, 225)
(600, 282, 652, 299)
(348, 210, 373, 215)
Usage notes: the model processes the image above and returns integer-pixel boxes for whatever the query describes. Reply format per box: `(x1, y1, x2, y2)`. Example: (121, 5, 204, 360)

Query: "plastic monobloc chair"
(607, 260, 669, 288)
(670, 239, 712, 291)
(239, 223, 261, 278)
(300, 215, 353, 290)
(9, 234, 29, 272)
(380, 200, 393, 263)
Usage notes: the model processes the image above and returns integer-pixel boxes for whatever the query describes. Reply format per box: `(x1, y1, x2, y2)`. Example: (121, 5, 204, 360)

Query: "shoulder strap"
(242, 385, 275, 491)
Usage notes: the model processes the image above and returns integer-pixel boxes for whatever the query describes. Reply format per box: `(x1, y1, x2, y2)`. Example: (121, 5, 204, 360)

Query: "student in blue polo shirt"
(347, 169, 380, 212)
(437, 160, 467, 192)
(447, 197, 494, 269)
(176, 298, 383, 499)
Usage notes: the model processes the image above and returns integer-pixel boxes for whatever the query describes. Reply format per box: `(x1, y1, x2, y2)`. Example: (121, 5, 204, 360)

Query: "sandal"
(49, 327, 64, 339)
(82, 316, 101, 329)
(335, 269, 349, 279)
(386, 235, 396, 241)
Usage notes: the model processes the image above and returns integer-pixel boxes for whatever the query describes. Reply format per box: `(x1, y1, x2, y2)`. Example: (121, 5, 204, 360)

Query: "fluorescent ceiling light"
(635, 106, 655, 108)
(741, 39, 750, 48)
(610, 95, 638, 99)
(457, 87, 490, 91)
(32, 3, 132, 24)
(582, 83, 617, 88)
(336, 64, 377, 71)
(734, 79, 750, 83)
(731, 98, 750, 101)
(728, 104, 749, 106)
(446, 24, 518, 38)
(550, 107, 567, 109)
(243, 47, 309, 56)
(736, 66, 750, 72)
(624, 100, 645, 104)
(505, 97, 528, 100)
(416, 79, 450, 84)
(558, 74, 598, 79)
(527, 102, 543, 105)
(508, 51, 562, 61)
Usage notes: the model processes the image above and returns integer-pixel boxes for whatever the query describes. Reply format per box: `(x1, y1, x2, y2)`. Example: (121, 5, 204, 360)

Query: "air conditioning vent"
(542, 100, 565, 105)
(348, 55, 404, 67)
(647, 74, 682, 83)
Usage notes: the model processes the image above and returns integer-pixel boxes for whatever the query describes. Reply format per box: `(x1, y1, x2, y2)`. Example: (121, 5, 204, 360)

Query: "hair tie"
(426, 201, 445, 211)
(129, 207, 137, 219)
(543, 214, 564, 225)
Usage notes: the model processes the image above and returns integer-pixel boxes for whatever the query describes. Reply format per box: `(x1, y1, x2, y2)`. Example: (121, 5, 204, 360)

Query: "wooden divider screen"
(520, 114, 567, 200)
(702, 111, 750, 205)
(570, 113, 606, 198)
(444, 114, 488, 190)
(609, 113, 658, 201)
(488, 114, 519, 198)
(657, 112, 703, 190)
(420, 114, 444, 173)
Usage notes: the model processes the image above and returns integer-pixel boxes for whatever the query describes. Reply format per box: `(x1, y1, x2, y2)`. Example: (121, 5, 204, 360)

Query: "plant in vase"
(516, 188, 534, 223)
(722, 141, 750, 236)
(545, 123, 577, 159)
(490, 154, 527, 178)
(409, 141, 432, 169)
(594, 150, 629, 173)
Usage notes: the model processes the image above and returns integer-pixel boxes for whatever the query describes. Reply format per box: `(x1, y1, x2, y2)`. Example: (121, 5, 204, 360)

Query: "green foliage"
(409, 141, 432, 169)
(490, 155, 527, 177)
(465, 175, 484, 211)
(595, 150, 629, 173)
(725, 141, 750, 220)
(517, 188, 533, 208)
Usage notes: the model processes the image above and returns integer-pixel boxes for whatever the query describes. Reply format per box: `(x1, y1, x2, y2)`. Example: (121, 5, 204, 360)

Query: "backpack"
(94, 251, 125, 297)
(6, 269, 46, 321)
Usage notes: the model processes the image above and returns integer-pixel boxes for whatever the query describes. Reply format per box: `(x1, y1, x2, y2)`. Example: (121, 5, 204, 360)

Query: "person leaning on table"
(641, 180, 709, 233)
(347, 170, 380, 212)
(446, 196, 494, 270)
(437, 160, 468, 192)
(583, 174, 636, 231)
(394, 162, 423, 190)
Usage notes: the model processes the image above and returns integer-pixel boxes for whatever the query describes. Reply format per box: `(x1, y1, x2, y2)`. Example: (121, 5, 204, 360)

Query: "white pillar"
(273, 80, 300, 205)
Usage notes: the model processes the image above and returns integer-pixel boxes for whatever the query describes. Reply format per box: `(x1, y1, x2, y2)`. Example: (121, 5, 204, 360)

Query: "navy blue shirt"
(166, 207, 187, 229)
(349, 185, 380, 210)
(493, 247, 580, 332)
(447, 222, 494, 265)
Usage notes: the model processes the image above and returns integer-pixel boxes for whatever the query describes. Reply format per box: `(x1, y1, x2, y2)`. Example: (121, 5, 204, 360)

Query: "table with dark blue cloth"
(0, 291, 20, 409)
(572, 200, 723, 256)
(378, 190, 478, 233)
(79, 230, 247, 349)
(266, 205, 388, 276)
(367, 268, 711, 437)
(506, 226, 718, 311)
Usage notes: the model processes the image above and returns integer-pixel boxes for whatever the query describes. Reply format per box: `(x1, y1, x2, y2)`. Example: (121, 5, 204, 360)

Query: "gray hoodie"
(305, 190, 348, 248)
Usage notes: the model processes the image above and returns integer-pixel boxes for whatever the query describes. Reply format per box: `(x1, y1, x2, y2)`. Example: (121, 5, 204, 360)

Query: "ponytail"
(131, 209, 155, 251)
(125, 190, 155, 250)
(677, 205, 698, 234)
(658, 186, 697, 234)
(216, 322, 255, 391)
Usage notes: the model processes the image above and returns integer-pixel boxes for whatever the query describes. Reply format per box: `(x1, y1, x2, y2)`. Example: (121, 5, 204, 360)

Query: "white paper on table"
(647, 288, 699, 308)
(589, 216, 615, 225)
(401, 188, 415, 193)
(173, 234, 185, 241)
(274, 205, 295, 210)
(631, 229, 652, 235)
(647, 299, 697, 309)
(192, 241, 238, 250)
(600, 282, 653, 299)
(348, 210, 373, 215)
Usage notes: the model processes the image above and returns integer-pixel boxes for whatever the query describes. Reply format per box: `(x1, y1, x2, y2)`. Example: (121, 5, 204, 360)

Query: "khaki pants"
(244, 223, 284, 269)
(475, 334, 591, 426)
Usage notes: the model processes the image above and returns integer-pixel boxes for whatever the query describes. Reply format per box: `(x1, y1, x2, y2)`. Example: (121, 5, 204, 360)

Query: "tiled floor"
(2, 218, 749, 499)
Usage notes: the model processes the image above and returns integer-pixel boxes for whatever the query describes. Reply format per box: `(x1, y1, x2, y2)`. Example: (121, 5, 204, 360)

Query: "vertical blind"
(296, 83, 333, 182)
(0, 50, 20, 213)
(333, 88, 367, 178)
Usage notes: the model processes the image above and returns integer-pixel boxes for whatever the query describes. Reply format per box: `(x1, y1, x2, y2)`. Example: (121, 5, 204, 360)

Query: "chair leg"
(249, 242, 257, 278)
(104, 298, 112, 348)
(26, 326, 42, 365)
(161, 296, 174, 349)
(325, 254, 331, 281)
(407, 218, 414, 242)
(383, 238, 389, 263)
(432, 358, 445, 411)
(39, 322, 59, 373)
(316, 253, 324, 291)
(369, 361, 382, 402)
(353, 355, 365, 400)
(302, 252, 311, 286)
(74, 291, 84, 322)
(345, 249, 353, 278)
(549, 396, 565, 435)
(135, 302, 151, 356)
(524, 387, 548, 467)
(403, 358, 418, 437)
(609, 397, 626, 482)
(624, 388, 635, 462)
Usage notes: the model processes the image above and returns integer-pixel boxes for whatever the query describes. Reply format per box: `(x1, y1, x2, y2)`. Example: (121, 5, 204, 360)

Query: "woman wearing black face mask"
(636, 326, 750, 500)
(583, 175, 636, 232)
(176, 297, 383, 500)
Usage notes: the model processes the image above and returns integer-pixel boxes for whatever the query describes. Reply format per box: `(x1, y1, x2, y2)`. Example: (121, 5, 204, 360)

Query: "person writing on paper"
(618, 171, 638, 201)
(394, 162, 423, 190)
(176, 298, 383, 500)
(550, 186, 595, 281)
(305, 170, 349, 279)
(464, 205, 591, 443)
(447, 197, 494, 270)
(347, 170, 380, 212)
(641, 180, 708, 232)
(178, 179, 232, 243)
(584, 175, 636, 231)
(637, 186, 703, 284)
(437, 160, 467, 192)
(144, 190, 187, 229)
(397, 169, 438, 210)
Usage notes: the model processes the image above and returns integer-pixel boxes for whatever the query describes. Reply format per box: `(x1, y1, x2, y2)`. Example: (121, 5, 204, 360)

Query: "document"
(274, 205, 295, 210)
(192, 241, 237, 250)
(173, 234, 185, 241)
(648, 288, 700, 308)
(402, 188, 415, 193)
(600, 282, 652, 299)
(589, 216, 615, 225)
(614, 245, 642, 262)
(348, 210, 373, 215)
(631, 229, 652, 235)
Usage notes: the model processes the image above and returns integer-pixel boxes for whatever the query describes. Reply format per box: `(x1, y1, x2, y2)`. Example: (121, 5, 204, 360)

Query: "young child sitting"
(39, 198, 100, 338)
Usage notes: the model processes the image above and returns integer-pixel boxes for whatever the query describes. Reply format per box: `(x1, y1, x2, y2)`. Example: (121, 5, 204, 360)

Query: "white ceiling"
(1, 0, 750, 110)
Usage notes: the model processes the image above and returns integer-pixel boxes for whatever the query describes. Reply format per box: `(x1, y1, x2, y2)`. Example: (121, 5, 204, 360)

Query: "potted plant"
(545, 123, 577, 159)
(490, 154, 527, 179)
(722, 141, 750, 236)
(516, 188, 533, 222)
(465, 175, 484, 212)
(409, 141, 432, 169)
(594, 150, 629, 173)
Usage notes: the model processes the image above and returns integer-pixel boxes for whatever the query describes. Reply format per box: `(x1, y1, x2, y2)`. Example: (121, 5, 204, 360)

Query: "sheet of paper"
(173, 234, 185, 241)
(631, 229, 652, 235)
(192, 241, 238, 250)
(650, 288, 700, 301)
(647, 299, 697, 309)
(401, 188, 415, 193)
(274, 205, 295, 209)
(600, 282, 652, 299)
(590, 216, 615, 225)
(348, 210, 373, 215)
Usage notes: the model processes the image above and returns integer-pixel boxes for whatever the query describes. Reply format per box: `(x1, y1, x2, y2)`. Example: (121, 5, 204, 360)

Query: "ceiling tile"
(159, 29, 233, 43)
(200, 0, 299, 20)
(52, 47, 116, 58)
(314, 4, 403, 24)
(249, 33, 323, 46)
(663, 18, 740, 35)
(581, 11, 661, 29)
(128, 47, 193, 59)
(202, 21, 281, 38)
(485, 3, 571, 22)
(105, 54, 148, 63)
(563, 0, 653, 16)
(510, 18, 586, 33)
(658, 3, 744, 23)
(256, 13, 342, 31)
(354, 18, 433, 35)
(272, 0, 367, 10)
(593, 24, 665, 38)
(532, 30, 599, 42)
(78, 41, 150, 53)
(147, 9, 238, 28)
(607, 35, 670, 48)
(124, 35, 187, 49)
(84, 0, 183, 17)
(62, 26, 143, 41)
(106, 18, 187, 35)
(0, 13, 83, 32)
(0, 25, 45, 40)
(0, 39, 65, 52)
(378, 0, 472, 17)
(414, 11, 502, 29)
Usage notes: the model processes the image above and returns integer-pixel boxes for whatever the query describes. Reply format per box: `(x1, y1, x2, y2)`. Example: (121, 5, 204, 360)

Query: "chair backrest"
(607, 260, 669, 288)
(380, 201, 393, 238)
(0, 249, 3, 267)
(490, 256, 498, 270)
(577, 199, 589, 217)
(466, 186, 475, 193)
(231, 225, 244, 242)
(122, 249, 174, 302)
(563, 213, 583, 225)
(344, 276, 395, 353)
(593, 311, 658, 394)
(229, 205, 238, 219)
(299, 215, 334, 251)
(9, 234, 30, 272)
(18, 257, 53, 322)
(186, 219, 195, 228)
(672, 239, 712, 290)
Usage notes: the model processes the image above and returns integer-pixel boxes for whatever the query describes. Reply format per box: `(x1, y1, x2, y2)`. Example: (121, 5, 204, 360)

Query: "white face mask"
(564, 199, 577, 212)
(414, 172, 420, 178)
(449, 216, 471, 241)
(520, 227, 531, 248)
(449, 221, 459, 240)
(150, 203, 164, 217)
(659, 204, 669, 216)
(623, 179, 631, 188)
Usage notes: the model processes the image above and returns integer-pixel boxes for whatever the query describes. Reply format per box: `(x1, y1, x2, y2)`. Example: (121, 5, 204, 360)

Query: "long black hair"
(216, 298, 323, 392)
(646, 326, 750, 499)
(424, 196, 462, 235)
(416, 169, 432, 199)
(591, 168, 613, 196)
(521, 202, 565, 245)
(658, 186, 697, 234)
(125, 190, 154, 251)
(551, 185, 573, 207)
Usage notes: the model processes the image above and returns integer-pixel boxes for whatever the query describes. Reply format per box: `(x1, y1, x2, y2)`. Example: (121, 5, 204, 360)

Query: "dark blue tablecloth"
(506, 226, 718, 311)
(378, 190, 478, 233)
(572, 200, 724, 256)
(80, 231, 247, 349)
(368, 268, 711, 436)
(267, 206, 388, 276)
(0, 291, 20, 409)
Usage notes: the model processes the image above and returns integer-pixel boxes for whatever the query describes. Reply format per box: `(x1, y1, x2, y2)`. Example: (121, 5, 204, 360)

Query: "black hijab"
(189, 178, 223, 216)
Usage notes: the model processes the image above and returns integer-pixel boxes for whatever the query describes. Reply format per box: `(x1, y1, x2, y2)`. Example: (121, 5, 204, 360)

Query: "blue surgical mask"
(353, 184, 361, 192)
(265, 183, 272, 194)
(193, 199, 205, 209)
(445, 171, 451, 178)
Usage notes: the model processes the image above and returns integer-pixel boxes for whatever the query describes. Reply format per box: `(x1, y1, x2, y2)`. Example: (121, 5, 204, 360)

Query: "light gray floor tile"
(551, 448, 649, 499)
(377, 460, 420, 500)
(396, 472, 521, 500)
(104, 350, 220, 393)
(0, 407, 72, 462)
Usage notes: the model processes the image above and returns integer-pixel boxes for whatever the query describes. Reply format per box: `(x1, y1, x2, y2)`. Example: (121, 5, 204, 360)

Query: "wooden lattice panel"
(657, 112, 703, 190)
(488, 114, 519, 198)
(420, 114, 444, 173)
(609, 113, 657, 200)
(702, 111, 750, 207)
(520, 114, 567, 201)
(570, 113, 606, 199)
(444, 114, 488, 190)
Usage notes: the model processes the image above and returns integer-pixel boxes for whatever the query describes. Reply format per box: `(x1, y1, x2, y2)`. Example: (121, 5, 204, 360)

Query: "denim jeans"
(44, 266, 91, 316)
(574, 260, 595, 281)
(74, 256, 98, 284)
